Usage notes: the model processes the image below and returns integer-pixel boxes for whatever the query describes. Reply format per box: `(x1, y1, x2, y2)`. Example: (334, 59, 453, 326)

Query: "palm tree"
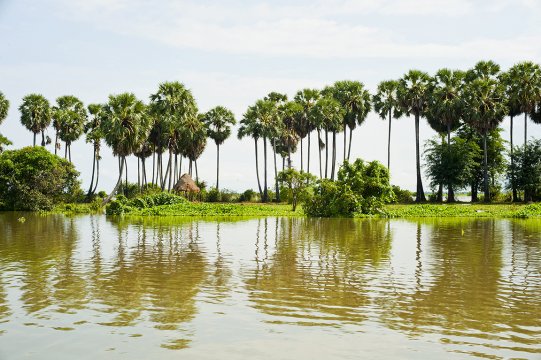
(52, 95, 88, 162)
(311, 96, 344, 180)
(149, 81, 198, 190)
(134, 139, 153, 190)
(293, 89, 320, 173)
(373, 80, 401, 171)
(238, 105, 264, 199)
(255, 99, 280, 202)
(85, 103, 104, 197)
(201, 106, 236, 191)
(397, 70, 431, 202)
(19, 94, 51, 146)
(279, 101, 302, 168)
(427, 69, 466, 202)
(264, 93, 287, 202)
(500, 70, 523, 202)
(505, 62, 541, 146)
(100, 93, 150, 204)
(179, 114, 207, 185)
(0, 91, 10, 153)
(328, 81, 371, 162)
(463, 77, 508, 202)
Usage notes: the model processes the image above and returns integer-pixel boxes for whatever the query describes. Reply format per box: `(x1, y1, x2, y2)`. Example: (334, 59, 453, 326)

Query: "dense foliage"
(507, 140, 541, 201)
(305, 159, 394, 217)
(0, 147, 80, 210)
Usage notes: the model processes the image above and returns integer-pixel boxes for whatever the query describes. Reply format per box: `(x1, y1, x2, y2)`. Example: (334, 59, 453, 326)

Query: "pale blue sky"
(1, 0, 540, 192)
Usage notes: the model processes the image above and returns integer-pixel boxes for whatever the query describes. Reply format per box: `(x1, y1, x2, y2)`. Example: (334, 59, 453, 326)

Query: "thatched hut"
(174, 173, 200, 196)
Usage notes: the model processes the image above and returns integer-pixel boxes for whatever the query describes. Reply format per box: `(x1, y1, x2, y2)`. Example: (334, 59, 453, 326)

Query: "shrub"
(239, 189, 256, 202)
(206, 188, 221, 202)
(391, 185, 414, 204)
(105, 192, 186, 215)
(0, 146, 81, 210)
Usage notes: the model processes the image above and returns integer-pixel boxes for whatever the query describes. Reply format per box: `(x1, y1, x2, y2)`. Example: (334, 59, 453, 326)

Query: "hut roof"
(174, 173, 200, 193)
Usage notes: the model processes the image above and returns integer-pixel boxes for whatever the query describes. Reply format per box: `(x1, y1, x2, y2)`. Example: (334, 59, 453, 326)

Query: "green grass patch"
(383, 203, 541, 218)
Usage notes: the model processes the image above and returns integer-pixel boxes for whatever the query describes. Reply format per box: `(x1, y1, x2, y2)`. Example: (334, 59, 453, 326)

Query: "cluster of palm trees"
(1, 60, 540, 204)
(239, 61, 541, 203)
(5, 82, 236, 203)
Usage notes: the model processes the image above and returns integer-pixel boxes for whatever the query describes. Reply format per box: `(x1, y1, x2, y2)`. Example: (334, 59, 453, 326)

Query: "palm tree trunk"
(92, 155, 100, 194)
(168, 149, 173, 191)
(263, 136, 268, 202)
(41, 131, 46, 147)
(273, 139, 279, 202)
(102, 155, 125, 205)
(64, 145, 68, 159)
(124, 157, 128, 195)
(300, 138, 303, 172)
(415, 113, 426, 202)
(387, 110, 392, 170)
(524, 112, 527, 146)
(307, 132, 311, 174)
(347, 126, 353, 161)
(510, 115, 517, 201)
(54, 133, 58, 155)
(173, 154, 178, 184)
(254, 138, 263, 198)
(216, 144, 220, 190)
(446, 124, 455, 203)
(195, 160, 199, 184)
(318, 129, 322, 179)
(331, 130, 337, 181)
(142, 157, 147, 188)
(152, 147, 156, 185)
(483, 132, 490, 202)
(33, 132, 36, 147)
(471, 182, 478, 203)
(282, 157, 285, 171)
(343, 121, 347, 163)
(68, 144, 72, 163)
(87, 148, 96, 197)
(325, 130, 329, 179)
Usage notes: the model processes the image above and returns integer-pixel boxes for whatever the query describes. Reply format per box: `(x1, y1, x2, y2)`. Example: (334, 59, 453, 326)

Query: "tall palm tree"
(311, 96, 344, 180)
(328, 81, 371, 162)
(181, 119, 207, 184)
(397, 70, 431, 202)
(85, 103, 104, 197)
(505, 62, 541, 146)
(19, 94, 52, 146)
(279, 101, 302, 169)
(293, 89, 320, 173)
(254, 99, 280, 202)
(264, 93, 287, 201)
(373, 80, 401, 171)
(52, 95, 88, 162)
(149, 81, 198, 190)
(238, 105, 264, 199)
(201, 106, 236, 191)
(427, 69, 466, 202)
(100, 93, 150, 204)
(134, 139, 153, 190)
(463, 77, 508, 202)
(500, 70, 523, 202)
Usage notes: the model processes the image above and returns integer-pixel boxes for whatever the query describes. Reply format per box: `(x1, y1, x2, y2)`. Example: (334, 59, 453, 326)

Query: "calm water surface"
(0, 214, 540, 359)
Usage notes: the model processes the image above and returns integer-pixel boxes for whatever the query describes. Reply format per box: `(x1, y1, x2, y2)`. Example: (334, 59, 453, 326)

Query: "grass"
(383, 203, 541, 219)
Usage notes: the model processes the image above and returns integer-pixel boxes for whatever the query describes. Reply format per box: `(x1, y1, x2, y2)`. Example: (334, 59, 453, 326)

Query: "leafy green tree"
(100, 93, 150, 204)
(373, 80, 401, 170)
(276, 168, 316, 211)
(424, 136, 479, 199)
(19, 94, 52, 147)
(201, 106, 236, 190)
(504, 62, 541, 146)
(52, 95, 88, 162)
(507, 140, 541, 202)
(327, 80, 371, 162)
(149, 81, 198, 190)
(305, 159, 394, 217)
(0, 146, 80, 210)
(310, 96, 344, 180)
(293, 89, 319, 173)
(85, 103, 104, 197)
(0, 91, 11, 153)
(463, 77, 508, 202)
(397, 70, 431, 202)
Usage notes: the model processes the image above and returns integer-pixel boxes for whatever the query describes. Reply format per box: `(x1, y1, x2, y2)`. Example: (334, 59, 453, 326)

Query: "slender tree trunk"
(68, 144, 72, 163)
(307, 132, 311, 174)
(174, 154, 178, 185)
(263, 136, 268, 202)
(55, 133, 58, 155)
(254, 138, 263, 198)
(152, 147, 156, 185)
(65, 145, 68, 159)
(282, 157, 285, 171)
(41, 131, 45, 147)
(415, 113, 426, 202)
(216, 144, 220, 190)
(437, 184, 443, 203)
(387, 110, 392, 170)
(331, 130, 337, 181)
(168, 149, 173, 191)
(510, 115, 518, 202)
(318, 129, 322, 179)
(273, 139, 279, 202)
(287, 144, 292, 169)
(124, 157, 128, 195)
(347, 126, 353, 161)
(524, 112, 527, 146)
(195, 160, 199, 184)
(102, 155, 125, 205)
(446, 124, 455, 203)
(483, 132, 490, 202)
(87, 148, 96, 197)
(137, 157, 141, 191)
(300, 138, 303, 172)
(325, 130, 329, 179)
(93, 155, 100, 194)
(471, 182, 478, 203)
(343, 121, 347, 163)
(33, 132, 36, 147)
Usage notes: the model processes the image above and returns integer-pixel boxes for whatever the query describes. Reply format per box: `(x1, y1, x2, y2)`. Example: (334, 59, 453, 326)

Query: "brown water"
(0, 214, 540, 359)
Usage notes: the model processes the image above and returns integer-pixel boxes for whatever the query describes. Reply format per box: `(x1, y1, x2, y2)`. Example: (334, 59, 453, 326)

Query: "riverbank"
(49, 201, 541, 218)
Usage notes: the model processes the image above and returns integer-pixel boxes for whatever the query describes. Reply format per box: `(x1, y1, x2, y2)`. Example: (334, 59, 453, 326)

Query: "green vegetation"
(384, 203, 541, 219)
(0, 147, 80, 210)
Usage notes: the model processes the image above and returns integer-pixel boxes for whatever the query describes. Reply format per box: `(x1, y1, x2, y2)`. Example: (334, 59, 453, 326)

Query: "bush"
(0, 146, 81, 210)
(304, 159, 394, 217)
(206, 188, 221, 202)
(106, 192, 186, 215)
(391, 185, 414, 204)
(239, 189, 256, 202)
